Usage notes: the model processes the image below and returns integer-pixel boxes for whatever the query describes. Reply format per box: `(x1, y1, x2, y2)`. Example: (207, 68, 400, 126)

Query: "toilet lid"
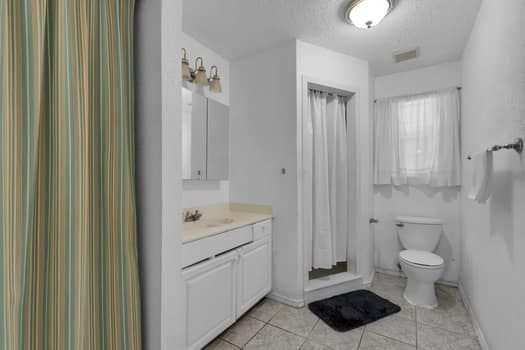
(400, 250, 444, 267)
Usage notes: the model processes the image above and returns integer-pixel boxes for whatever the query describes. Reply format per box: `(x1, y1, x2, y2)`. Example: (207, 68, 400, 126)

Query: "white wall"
(135, 0, 185, 349)
(229, 42, 302, 304)
(296, 41, 373, 282)
(460, 0, 525, 348)
(373, 62, 462, 283)
(135, 1, 163, 346)
(229, 41, 373, 304)
(181, 32, 231, 208)
(160, 1, 185, 348)
(182, 180, 229, 208)
(375, 61, 462, 99)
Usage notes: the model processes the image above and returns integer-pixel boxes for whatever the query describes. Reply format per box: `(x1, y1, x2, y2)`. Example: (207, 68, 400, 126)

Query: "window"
(374, 89, 461, 187)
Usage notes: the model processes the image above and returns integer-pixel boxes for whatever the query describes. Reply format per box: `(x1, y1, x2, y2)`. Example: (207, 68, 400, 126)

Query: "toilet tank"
(396, 216, 442, 252)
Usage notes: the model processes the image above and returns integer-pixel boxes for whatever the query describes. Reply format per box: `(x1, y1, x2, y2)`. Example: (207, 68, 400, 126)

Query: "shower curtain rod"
(308, 88, 350, 99)
(373, 86, 462, 103)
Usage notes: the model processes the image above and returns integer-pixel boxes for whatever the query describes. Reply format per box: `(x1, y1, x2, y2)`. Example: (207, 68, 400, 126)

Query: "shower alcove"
(299, 77, 373, 303)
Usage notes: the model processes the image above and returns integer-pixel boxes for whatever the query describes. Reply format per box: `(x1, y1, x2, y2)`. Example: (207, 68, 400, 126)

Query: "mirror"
(182, 87, 229, 180)
(182, 87, 207, 179)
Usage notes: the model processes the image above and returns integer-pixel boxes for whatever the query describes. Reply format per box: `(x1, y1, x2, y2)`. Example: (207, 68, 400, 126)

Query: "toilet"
(396, 216, 445, 309)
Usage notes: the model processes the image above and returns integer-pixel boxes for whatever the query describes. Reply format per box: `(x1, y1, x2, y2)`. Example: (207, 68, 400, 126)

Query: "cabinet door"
(183, 252, 238, 350)
(237, 237, 272, 317)
(206, 99, 229, 180)
(189, 91, 208, 179)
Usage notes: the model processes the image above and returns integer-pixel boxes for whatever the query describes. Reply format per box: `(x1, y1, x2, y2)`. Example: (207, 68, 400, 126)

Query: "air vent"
(393, 48, 418, 63)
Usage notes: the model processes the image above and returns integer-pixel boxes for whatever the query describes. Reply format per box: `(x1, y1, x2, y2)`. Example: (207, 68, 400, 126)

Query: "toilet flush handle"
(369, 218, 379, 224)
(396, 223, 404, 227)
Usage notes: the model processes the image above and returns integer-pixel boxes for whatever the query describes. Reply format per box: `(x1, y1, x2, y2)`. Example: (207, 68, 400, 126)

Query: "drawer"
(182, 225, 253, 268)
(253, 220, 272, 241)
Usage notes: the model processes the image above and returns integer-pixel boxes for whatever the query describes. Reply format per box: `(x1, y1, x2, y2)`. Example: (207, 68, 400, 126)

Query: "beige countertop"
(182, 203, 272, 243)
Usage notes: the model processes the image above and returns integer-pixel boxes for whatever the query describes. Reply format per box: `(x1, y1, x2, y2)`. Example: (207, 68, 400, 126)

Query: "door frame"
(297, 75, 372, 292)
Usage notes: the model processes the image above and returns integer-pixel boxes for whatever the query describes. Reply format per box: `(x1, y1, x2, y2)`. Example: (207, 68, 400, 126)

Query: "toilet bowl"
(396, 216, 444, 309)
(399, 250, 444, 308)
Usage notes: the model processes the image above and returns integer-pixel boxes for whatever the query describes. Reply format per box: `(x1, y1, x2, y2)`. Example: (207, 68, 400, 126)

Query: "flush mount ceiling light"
(345, 0, 393, 29)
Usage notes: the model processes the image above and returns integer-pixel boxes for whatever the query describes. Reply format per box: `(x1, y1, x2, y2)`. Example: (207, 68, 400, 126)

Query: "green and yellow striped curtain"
(1, 1, 141, 349)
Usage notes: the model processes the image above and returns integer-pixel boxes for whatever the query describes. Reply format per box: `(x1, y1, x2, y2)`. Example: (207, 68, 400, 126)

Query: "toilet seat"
(399, 250, 444, 269)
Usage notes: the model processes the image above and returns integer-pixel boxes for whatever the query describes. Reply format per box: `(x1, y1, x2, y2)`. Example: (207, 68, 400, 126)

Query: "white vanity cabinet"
(237, 221, 272, 317)
(183, 251, 238, 350)
(182, 219, 272, 350)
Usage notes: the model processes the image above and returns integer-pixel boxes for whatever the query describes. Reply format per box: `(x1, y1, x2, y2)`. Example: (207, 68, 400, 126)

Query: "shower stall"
(299, 77, 371, 303)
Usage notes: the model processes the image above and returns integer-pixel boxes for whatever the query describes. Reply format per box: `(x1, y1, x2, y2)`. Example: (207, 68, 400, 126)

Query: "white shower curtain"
(304, 91, 349, 270)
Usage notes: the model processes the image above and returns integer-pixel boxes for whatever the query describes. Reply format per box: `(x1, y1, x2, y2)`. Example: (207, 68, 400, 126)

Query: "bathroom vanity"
(181, 203, 272, 350)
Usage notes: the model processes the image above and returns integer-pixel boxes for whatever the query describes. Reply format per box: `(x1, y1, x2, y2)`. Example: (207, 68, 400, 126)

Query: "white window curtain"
(374, 88, 461, 187)
(304, 91, 349, 270)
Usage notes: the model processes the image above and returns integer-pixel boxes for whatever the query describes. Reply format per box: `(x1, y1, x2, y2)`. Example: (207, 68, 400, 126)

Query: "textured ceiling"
(183, 0, 481, 76)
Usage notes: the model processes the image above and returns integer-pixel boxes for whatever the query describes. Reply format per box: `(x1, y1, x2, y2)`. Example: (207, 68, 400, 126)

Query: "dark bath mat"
(308, 289, 401, 332)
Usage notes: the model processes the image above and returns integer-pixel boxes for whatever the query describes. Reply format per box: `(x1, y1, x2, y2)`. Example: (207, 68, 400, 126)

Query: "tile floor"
(205, 273, 481, 350)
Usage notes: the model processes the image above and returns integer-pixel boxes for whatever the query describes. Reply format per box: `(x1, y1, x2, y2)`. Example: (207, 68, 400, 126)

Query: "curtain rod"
(308, 88, 350, 99)
(373, 86, 462, 103)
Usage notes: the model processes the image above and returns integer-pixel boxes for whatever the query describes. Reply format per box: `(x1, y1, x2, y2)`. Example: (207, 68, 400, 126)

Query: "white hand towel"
(468, 151, 493, 203)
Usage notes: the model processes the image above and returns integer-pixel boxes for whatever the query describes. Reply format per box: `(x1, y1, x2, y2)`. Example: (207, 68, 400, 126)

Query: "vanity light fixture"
(193, 57, 209, 86)
(208, 66, 222, 93)
(181, 48, 222, 93)
(345, 0, 393, 29)
(181, 48, 192, 81)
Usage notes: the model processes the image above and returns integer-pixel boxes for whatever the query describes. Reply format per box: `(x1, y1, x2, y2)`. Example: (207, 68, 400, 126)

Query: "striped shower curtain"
(0, 1, 141, 349)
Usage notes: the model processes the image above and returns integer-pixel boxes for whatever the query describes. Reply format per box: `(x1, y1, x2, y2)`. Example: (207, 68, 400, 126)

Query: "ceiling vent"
(393, 48, 418, 63)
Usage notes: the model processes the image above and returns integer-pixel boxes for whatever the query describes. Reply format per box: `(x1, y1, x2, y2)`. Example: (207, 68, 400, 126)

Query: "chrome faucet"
(184, 210, 203, 223)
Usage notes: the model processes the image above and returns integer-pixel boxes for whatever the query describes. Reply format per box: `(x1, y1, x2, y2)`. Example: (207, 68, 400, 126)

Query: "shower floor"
(308, 261, 348, 280)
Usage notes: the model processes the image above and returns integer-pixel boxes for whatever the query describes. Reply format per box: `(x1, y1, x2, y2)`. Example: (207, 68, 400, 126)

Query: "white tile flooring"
(205, 273, 481, 350)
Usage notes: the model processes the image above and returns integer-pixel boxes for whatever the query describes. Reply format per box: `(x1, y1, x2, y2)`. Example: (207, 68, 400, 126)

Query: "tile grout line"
(240, 311, 278, 348)
(415, 306, 419, 349)
(239, 323, 263, 349)
(416, 313, 478, 338)
(266, 308, 320, 348)
(220, 338, 241, 349)
(356, 326, 366, 349)
(265, 305, 320, 341)
(259, 322, 311, 349)
(301, 318, 321, 349)
(365, 329, 416, 348)
(241, 304, 309, 349)
(265, 321, 311, 340)
(236, 301, 285, 348)
(220, 301, 280, 349)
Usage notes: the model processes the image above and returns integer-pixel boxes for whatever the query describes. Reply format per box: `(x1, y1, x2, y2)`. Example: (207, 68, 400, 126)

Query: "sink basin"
(207, 218, 235, 228)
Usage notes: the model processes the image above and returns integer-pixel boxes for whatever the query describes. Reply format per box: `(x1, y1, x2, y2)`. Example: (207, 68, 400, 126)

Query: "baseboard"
(436, 279, 458, 288)
(458, 284, 490, 350)
(267, 291, 305, 308)
(375, 267, 404, 278)
(361, 270, 375, 287)
(304, 273, 363, 304)
(375, 267, 458, 287)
